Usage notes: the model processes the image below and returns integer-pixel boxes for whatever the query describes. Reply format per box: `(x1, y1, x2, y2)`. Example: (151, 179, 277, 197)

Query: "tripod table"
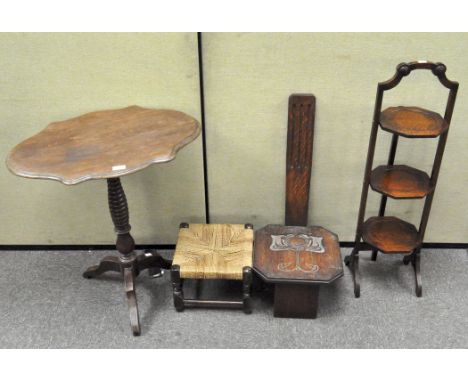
(7, 105, 200, 335)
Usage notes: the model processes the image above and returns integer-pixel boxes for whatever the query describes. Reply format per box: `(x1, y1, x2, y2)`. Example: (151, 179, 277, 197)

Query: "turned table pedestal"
(254, 225, 343, 318)
(7, 105, 200, 335)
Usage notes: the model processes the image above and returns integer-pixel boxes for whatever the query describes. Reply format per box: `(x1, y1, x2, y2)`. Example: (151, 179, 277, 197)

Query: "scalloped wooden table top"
(6, 106, 200, 185)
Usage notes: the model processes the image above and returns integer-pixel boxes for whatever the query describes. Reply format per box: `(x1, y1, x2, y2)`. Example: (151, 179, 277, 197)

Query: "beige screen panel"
(0, 32, 205, 244)
(203, 33, 468, 242)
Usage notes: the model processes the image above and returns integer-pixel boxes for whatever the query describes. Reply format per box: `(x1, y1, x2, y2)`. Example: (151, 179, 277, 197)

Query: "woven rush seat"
(173, 223, 253, 280)
(171, 223, 254, 313)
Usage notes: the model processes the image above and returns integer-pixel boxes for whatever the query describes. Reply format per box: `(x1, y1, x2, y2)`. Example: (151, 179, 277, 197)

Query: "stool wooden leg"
(242, 266, 253, 314)
(171, 265, 185, 312)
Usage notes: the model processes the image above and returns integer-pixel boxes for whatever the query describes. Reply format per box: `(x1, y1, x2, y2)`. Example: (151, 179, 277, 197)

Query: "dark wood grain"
(254, 224, 342, 284)
(285, 94, 315, 226)
(370, 165, 432, 199)
(380, 106, 447, 138)
(362, 216, 420, 254)
(7, 105, 200, 184)
(274, 284, 320, 319)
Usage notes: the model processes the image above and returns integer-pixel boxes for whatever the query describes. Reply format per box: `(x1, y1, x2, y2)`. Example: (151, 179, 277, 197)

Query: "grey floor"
(0, 248, 466, 348)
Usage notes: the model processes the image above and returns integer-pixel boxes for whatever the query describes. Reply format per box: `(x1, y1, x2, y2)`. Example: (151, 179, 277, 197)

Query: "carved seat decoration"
(270, 234, 325, 252)
(255, 225, 342, 283)
(271, 234, 325, 272)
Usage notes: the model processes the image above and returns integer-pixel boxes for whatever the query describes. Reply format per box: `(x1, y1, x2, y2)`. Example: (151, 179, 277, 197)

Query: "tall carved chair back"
(285, 94, 316, 226)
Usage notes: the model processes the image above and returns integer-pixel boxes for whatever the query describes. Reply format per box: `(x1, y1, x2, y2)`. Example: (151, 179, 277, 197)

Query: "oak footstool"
(171, 223, 254, 313)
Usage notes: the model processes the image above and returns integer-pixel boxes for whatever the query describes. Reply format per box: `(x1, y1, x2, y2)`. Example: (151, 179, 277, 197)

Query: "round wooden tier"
(379, 106, 447, 138)
(362, 216, 420, 254)
(370, 165, 433, 199)
(6, 105, 200, 185)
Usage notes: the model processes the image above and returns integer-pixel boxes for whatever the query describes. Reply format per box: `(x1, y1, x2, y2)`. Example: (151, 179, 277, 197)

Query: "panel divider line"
(197, 32, 210, 224)
(0, 243, 465, 251)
